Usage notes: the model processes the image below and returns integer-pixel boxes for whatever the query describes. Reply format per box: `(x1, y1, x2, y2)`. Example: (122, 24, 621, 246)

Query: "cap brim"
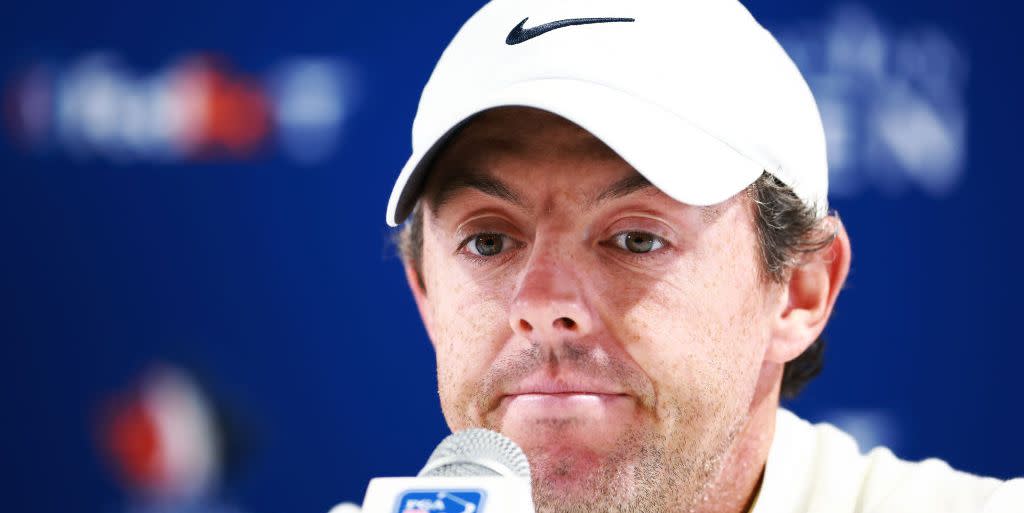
(386, 78, 763, 226)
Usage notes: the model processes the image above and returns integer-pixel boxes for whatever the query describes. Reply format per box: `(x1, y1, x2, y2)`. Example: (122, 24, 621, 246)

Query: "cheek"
(422, 243, 515, 429)
(602, 226, 770, 424)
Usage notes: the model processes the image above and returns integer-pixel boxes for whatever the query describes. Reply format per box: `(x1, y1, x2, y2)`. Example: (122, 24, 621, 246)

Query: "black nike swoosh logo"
(505, 17, 635, 45)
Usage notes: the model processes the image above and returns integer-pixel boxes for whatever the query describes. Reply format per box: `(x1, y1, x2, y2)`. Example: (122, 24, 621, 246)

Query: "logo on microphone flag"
(396, 490, 485, 513)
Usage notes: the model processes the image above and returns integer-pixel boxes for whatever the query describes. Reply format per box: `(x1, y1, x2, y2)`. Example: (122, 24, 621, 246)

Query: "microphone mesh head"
(418, 428, 531, 479)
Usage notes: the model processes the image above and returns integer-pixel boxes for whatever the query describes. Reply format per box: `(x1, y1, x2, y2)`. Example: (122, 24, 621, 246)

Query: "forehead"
(422, 107, 648, 209)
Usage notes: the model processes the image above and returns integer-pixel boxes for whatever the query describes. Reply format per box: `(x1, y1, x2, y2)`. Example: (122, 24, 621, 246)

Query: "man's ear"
(404, 261, 435, 340)
(766, 218, 852, 363)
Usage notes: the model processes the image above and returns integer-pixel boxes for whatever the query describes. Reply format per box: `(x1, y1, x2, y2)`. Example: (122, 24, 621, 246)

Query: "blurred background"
(2, 0, 1021, 512)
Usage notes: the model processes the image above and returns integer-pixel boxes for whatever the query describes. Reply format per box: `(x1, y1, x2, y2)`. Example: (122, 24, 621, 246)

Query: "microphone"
(419, 428, 532, 478)
(357, 429, 536, 513)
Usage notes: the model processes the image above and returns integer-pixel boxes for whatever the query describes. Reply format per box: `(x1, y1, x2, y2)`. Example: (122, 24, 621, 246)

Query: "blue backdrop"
(2, 1, 1022, 512)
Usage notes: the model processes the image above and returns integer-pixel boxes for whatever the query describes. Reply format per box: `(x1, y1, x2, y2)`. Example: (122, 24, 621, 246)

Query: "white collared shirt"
(752, 409, 1023, 513)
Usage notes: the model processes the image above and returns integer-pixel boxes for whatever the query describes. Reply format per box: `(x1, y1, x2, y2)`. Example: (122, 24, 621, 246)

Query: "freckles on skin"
(423, 205, 660, 475)
(478, 250, 648, 463)
(600, 198, 770, 428)
(421, 217, 516, 430)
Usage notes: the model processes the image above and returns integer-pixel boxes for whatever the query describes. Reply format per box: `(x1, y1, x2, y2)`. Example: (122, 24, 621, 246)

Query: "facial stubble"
(509, 400, 745, 513)
(448, 342, 749, 513)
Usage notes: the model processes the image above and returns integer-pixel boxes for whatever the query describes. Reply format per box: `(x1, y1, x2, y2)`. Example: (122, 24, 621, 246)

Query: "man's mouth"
(495, 375, 635, 421)
(499, 393, 632, 417)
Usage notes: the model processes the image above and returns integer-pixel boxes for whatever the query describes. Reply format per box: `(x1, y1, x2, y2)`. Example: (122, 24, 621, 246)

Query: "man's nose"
(509, 257, 593, 341)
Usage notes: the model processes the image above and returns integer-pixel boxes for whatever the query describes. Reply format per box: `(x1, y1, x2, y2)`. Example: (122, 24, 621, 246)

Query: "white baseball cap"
(385, 0, 828, 227)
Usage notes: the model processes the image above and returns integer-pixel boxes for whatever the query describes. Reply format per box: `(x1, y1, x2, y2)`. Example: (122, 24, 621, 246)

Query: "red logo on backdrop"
(174, 57, 272, 158)
(104, 393, 166, 489)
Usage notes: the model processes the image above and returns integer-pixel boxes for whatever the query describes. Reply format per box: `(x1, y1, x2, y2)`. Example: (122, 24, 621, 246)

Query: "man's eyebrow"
(428, 170, 652, 215)
(428, 171, 526, 214)
(594, 173, 654, 204)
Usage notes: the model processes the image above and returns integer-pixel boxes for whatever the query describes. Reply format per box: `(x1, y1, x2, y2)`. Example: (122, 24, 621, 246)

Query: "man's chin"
(494, 414, 645, 495)
(497, 418, 632, 474)
(478, 406, 675, 513)
(479, 395, 658, 508)
(521, 438, 660, 513)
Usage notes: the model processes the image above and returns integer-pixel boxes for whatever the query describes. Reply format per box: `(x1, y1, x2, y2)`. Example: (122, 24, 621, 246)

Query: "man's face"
(410, 108, 783, 513)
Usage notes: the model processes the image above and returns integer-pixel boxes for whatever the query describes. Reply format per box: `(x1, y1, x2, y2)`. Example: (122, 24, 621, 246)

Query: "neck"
(693, 361, 782, 513)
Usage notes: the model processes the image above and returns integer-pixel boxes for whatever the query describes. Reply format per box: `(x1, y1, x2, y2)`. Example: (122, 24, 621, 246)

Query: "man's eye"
(612, 231, 665, 253)
(465, 233, 508, 257)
